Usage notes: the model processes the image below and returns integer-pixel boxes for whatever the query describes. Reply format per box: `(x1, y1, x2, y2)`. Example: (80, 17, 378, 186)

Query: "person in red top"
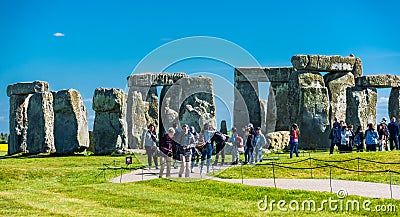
(289, 123, 300, 158)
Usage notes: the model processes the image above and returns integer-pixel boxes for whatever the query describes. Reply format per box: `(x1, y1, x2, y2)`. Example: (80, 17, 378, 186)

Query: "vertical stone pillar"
(54, 89, 89, 154)
(27, 92, 55, 154)
(270, 83, 290, 131)
(8, 95, 30, 155)
(389, 87, 400, 119)
(7, 81, 49, 155)
(234, 81, 260, 129)
(324, 72, 355, 126)
(346, 87, 377, 129)
(93, 88, 128, 154)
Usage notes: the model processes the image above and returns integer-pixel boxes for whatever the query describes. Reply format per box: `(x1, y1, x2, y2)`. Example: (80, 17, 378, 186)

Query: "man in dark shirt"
(387, 117, 400, 150)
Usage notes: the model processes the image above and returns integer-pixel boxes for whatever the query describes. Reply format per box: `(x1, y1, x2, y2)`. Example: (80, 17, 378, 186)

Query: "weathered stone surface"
(389, 88, 400, 119)
(27, 92, 55, 154)
(93, 88, 128, 154)
(88, 130, 95, 153)
(235, 67, 294, 82)
(355, 74, 400, 88)
(176, 77, 216, 132)
(266, 90, 276, 134)
(298, 87, 330, 149)
(260, 99, 267, 133)
(271, 83, 290, 131)
(234, 81, 260, 130)
(324, 72, 355, 125)
(7, 81, 49, 97)
(8, 94, 31, 155)
(92, 88, 126, 113)
(266, 131, 290, 151)
(54, 89, 89, 154)
(291, 55, 362, 75)
(146, 86, 159, 130)
(288, 70, 325, 125)
(127, 87, 150, 149)
(127, 72, 188, 87)
(346, 87, 377, 129)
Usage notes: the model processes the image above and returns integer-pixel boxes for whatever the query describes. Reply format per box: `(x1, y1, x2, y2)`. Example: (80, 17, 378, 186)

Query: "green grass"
(215, 151, 400, 185)
(0, 150, 399, 216)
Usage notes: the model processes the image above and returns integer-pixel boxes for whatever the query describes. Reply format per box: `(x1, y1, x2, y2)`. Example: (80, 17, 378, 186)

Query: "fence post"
(240, 161, 244, 185)
(390, 170, 393, 199)
(272, 161, 276, 188)
(330, 165, 332, 193)
(309, 157, 313, 179)
(357, 157, 360, 181)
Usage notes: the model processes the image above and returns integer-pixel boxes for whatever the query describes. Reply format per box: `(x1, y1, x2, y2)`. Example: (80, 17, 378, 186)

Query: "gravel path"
(110, 165, 400, 200)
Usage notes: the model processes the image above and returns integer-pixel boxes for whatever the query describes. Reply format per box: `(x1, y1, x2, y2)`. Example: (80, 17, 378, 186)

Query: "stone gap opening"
(258, 82, 270, 134)
(377, 88, 390, 123)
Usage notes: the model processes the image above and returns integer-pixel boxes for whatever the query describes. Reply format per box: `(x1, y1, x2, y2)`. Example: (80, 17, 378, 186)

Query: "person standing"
(189, 126, 200, 173)
(159, 127, 176, 178)
(243, 127, 254, 164)
(253, 127, 267, 163)
(365, 123, 379, 152)
(175, 124, 195, 178)
(378, 122, 388, 151)
(329, 121, 343, 154)
(340, 125, 351, 153)
(214, 121, 228, 166)
(172, 123, 181, 169)
(387, 117, 400, 151)
(353, 125, 365, 152)
(289, 124, 300, 158)
(229, 127, 242, 165)
(142, 124, 158, 169)
(200, 124, 215, 174)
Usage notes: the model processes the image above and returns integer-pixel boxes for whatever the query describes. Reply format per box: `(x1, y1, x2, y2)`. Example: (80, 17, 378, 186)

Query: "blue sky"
(1, 0, 400, 132)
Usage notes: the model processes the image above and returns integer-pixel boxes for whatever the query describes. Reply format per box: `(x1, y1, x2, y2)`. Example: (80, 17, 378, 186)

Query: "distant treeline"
(0, 133, 8, 143)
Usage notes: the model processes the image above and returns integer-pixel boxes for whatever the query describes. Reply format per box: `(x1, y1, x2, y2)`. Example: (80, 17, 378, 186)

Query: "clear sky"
(1, 0, 399, 132)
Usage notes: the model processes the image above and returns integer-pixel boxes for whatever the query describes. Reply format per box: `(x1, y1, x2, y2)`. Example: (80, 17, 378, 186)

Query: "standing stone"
(93, 88, 128, 155)
(324, 72, 355, 126)
(389, 88, 400, 120)
(289, 71, 330, 149)
(346, 87, 377, 129)
(288, 70, 325, 125)
(266, 131, 290, 151)
(298, 87, 330, 149)
(270, 83, 289, 131)
(234, 81, 260, 129)
(54, 89, 89, 154)
(266, 89, 276, 134)
(127, 88, 148, 149)
(8, 95, 31, 155)
(146, 86, 159, 130)
(176, 76, 216, 132)
(27, 92, 55, 154)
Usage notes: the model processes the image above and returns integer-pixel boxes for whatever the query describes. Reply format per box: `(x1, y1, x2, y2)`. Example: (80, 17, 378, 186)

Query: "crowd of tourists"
(329, 117, 400, 154)
(140, 122, 297, 178)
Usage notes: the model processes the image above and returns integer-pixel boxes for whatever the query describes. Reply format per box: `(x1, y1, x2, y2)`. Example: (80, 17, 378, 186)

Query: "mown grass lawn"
(215, 151, 400, 185)
(0, 150, 399, 216)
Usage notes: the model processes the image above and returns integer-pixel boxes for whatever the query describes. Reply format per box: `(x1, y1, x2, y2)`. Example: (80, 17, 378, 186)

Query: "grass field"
(0, 150, 399, 216)
(215, 151, 400, 185)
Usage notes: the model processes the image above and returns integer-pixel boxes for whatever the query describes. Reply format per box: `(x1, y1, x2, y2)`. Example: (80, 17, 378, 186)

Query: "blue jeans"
(366, 144, 377, 152)
(290, 142, 299, 158)
(201, 143, 213, 161)
(389, 136, 399, 150)
(244, 146, 253, 163)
